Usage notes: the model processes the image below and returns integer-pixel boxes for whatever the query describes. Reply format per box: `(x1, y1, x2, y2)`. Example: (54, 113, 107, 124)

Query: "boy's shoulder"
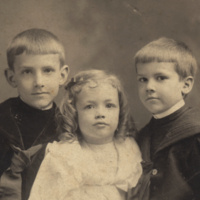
(0, 97, 18, 118)
(137, 106, 200, 145)
(0, 97, 15, 108)
(140, 106, 200, 131)
(0, 98, 20, 139)
(172, 106, 200, 133)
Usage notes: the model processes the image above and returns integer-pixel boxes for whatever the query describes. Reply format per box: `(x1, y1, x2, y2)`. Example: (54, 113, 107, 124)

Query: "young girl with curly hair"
(29, 69, 142, 200)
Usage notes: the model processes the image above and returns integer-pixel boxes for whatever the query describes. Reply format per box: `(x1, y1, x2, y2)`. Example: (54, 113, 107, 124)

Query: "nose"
(95, 115, 105, 119)
(95, 106, 105, 119)
(33, 72, 44, 88)
(146, 79, 155, 92)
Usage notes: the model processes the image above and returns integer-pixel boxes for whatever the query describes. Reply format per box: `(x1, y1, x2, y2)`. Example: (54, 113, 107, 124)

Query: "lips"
(93, 122, 109, 126)
(146, 97, 159, 101)
(32, 92, 49, 95)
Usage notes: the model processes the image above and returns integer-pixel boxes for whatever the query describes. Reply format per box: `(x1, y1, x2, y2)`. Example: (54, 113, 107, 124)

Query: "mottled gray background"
(0, 0, 200, 129)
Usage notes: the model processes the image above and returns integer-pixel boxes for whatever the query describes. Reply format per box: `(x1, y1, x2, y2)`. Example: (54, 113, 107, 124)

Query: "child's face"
(137, 62, 185, 114)
(10, 53, 68, 110)
(76, 82, 120, 144)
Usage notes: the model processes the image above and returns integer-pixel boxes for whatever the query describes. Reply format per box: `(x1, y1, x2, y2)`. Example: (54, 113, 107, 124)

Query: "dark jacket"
(136, 106, 200, 200)
(0, 98, 58, 200)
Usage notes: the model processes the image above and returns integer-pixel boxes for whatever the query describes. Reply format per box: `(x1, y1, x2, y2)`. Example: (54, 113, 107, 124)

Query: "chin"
(148, 107, 165, 115)
(32, 102, 52, 110)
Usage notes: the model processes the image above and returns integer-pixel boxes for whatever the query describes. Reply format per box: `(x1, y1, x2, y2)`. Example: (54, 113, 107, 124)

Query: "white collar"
(153, 99, 185, 119)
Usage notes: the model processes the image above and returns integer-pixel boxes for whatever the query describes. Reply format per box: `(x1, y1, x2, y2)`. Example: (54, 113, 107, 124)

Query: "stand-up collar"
(153, 99, 185, 119)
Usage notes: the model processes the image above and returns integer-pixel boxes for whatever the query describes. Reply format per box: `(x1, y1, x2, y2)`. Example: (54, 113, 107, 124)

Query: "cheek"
(138, 85, 145, 94)
(138, 90, 146, 101)
(17, 80, 32, 92)
(111, 110, 120, 125)
(47, 80, 60, 94)
(49, 86, 59, 96)
(78, 112, 90, 126)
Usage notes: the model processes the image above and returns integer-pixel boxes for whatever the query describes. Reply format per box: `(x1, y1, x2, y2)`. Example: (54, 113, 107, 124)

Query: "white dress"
(28, 137, 142, 200)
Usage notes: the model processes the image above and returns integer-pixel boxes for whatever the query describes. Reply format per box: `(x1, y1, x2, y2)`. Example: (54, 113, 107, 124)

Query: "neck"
(153, 99, 185, 119)
(19, 96, 53, 110)
(82, 135, 114, 145)
(85, 140, 116, 153)
(84, 139, 114, 147)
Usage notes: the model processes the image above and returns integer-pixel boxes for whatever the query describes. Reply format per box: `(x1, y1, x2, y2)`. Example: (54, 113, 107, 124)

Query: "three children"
(28, 70, 142, 200)
(0, 29, 69, 200)
(135, 37, 200, 200)
(1, 28, 200, 200)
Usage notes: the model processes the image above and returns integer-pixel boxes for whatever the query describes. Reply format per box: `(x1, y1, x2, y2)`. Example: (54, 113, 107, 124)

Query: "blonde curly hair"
(56, 69, 137, 142)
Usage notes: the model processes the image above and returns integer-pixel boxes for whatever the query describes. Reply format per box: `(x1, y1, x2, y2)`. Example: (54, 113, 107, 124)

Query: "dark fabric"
(150, 107, 186, 158)
(136, 106, 200, 200)
(0, 144, 43, 200)
(0, 97, 58, 200)
(11, 97, 55, 150)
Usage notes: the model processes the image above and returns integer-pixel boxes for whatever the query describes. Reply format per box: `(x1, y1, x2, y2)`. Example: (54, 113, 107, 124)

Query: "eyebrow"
(137, 72, 167, 76)
(19, 65, 55, 69)
(83, 99, 115, 104)
(153, 72, 167, 76)
(104, 99, 115, 102)
(137, 73, 145, 76)
(86, 99, 113, 102)
(18, 66, 33, 68)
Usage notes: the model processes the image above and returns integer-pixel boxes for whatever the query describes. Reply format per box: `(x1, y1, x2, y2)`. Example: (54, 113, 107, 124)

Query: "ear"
(4, 68, 18, 88)
(181, 76, 194, 96)
(59, 65, 69, 87)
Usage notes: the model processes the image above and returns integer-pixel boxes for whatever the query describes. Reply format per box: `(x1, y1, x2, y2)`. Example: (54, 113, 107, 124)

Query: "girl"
(29, 70, 142, 200)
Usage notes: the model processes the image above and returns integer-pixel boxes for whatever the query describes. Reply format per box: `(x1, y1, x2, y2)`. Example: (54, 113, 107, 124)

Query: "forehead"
(13, 53, 60, 69)
(137, 62, 177, 75)
(77, 82, 119, 102)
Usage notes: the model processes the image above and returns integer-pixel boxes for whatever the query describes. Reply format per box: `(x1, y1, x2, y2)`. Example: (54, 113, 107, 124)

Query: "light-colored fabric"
(153, 99, 185, 119)
(29, 137, 142, 200)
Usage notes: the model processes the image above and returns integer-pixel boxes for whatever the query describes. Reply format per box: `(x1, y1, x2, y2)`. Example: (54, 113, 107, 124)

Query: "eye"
(138, 77, 147, 82)
(44, 68, 55, 74)
(22, 69, 32, 75)
(106, 103, 116, 108)
(85, 105, 94, 109)
(157, 76, 167, 81)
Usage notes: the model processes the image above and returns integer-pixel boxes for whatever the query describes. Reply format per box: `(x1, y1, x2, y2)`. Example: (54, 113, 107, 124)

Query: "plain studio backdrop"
(0, 0, 200, 129)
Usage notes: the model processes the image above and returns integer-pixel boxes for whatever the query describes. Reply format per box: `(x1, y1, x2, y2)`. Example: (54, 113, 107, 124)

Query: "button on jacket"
(136, 106, 200, 200)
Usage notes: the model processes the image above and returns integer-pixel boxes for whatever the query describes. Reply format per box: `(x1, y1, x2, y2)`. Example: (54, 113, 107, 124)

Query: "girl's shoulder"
(45, 139, 81, 157)
(115, 137, 142, 164)
(114, 137, 142, 189)
(116, 137, 141, 153)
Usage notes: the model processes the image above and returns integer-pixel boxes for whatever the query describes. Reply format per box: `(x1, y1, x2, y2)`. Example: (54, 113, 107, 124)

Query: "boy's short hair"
(7, 29, 65, 70)
(134, 37, 198, 79)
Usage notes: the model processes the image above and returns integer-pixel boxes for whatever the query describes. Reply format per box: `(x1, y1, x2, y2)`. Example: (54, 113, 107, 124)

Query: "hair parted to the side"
(7, 28, 65, 70)
(134, 37, 198, 79)
(56, 69, 137, 142)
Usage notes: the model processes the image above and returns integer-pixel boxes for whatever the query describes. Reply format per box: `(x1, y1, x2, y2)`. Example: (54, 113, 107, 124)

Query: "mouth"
(32, 92, 49, 95)
(146, 97, 159, 101)
(93, 122, 109, 127)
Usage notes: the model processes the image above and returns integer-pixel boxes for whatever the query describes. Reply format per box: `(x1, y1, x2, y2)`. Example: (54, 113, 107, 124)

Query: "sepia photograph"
(0, 0, 200, 199)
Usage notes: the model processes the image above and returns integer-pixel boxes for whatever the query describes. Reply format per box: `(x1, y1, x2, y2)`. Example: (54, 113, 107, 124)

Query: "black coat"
(0, 98, 58, 200)
(136, 107, 200, 200)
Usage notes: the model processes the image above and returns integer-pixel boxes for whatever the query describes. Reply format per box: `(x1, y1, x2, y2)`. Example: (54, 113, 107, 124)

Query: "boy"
(0, 29, 69, 200)
(135, 38, 200, 200)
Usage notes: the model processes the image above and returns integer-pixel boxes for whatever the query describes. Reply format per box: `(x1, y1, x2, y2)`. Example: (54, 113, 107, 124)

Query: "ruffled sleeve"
(28, 141, 83, 200)
(114, 137, 142, 192)
(29, 138, 142, 200)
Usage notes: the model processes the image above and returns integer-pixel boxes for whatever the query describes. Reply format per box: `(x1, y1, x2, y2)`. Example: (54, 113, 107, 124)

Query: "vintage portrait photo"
(0, 0, 200, 199)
